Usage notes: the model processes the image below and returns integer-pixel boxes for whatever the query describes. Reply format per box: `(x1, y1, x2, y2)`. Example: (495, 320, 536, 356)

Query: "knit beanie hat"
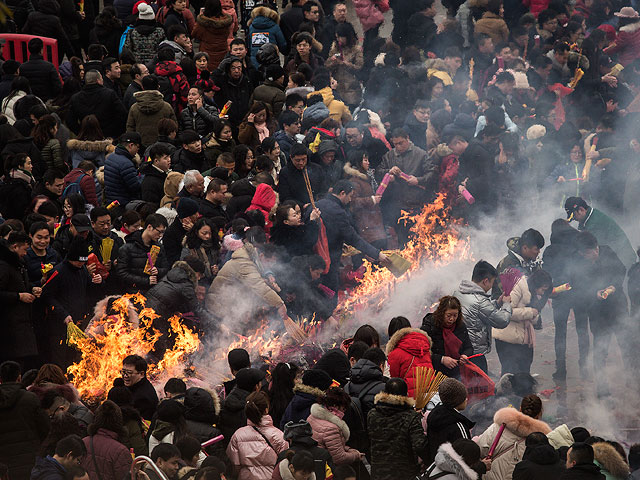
(137, 3, 155, 20)
(439, 378, 467, 408)
(235, 367, 266, 391)
(176, 197, 199, 219)
(283, 420, 314, 441)
(526, 124, 546, 141)
(302, 369, 332, 391)
(313, 349, 350, 386)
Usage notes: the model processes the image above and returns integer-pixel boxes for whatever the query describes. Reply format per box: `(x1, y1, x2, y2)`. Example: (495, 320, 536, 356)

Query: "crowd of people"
(1, 0, 640, 477)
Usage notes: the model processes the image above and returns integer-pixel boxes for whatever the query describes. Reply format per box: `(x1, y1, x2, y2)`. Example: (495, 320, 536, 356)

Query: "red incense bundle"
(376, 173, 392, 196)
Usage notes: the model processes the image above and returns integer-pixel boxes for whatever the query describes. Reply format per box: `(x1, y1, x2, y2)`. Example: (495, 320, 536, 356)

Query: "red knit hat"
(597, 24, 617, 43)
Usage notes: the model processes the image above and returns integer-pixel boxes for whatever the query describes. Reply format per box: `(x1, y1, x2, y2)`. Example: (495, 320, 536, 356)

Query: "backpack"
(62, 173, 87, 201)
(119, 25, 133, 54)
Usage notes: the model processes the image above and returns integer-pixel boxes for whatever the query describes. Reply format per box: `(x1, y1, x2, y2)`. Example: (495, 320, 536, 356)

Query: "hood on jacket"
(283, 419, 319, 447)
(249, 183, 276, 211)
(458, 279, 488, 296)
(350, 359, 384, 384)
(386, 327, 432, 357)
(493, 407, 551, 437)
(0, 239, 22, 269)
(278, 459, 316, 480)
(293, 384, 326, 399)
(309, 403, 350, 441)
(224, 386, 250, 413)
(155, 61, 183, 76)
(434, 442, 478, 480)
(620, 21, 640, 34)
(373, 391, 415, 407)
(314, 349, 350, 386)
(316, 87, 336, 107)
(549, 222, 579, 245)
(184, 387, 221, 424)
(592, 442, 630, 479)
(133, 90, 167, 114)
(167, 260, 199, 286)
(37, 0, 59, 15)
(0, 383, 26, 409)
(250, 6, 279, 24)
(67, 139, 114, 152)
(230, 177, 256, 197)
(316, 140, 338, 158)
(196, 13, 232, 28)
(164, 171, 184, 197)
(523, 443, 560, 466)
(27, 383, 81, 405)
(547, 424, 574, 450)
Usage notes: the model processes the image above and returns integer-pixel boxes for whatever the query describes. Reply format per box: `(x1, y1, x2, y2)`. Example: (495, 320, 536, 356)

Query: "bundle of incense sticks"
(143, 245, 161, 275)
(414, 367, 447, 410)
(284, 317, 307, 344)
(100, 237, 114, 263)
(302, 168, 316, 209)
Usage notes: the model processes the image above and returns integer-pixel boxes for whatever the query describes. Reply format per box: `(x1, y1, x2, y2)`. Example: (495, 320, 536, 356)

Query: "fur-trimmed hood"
(547, 424, 574, 449)
(592, 442, 630, 479)
(196, 13, 233, 28)
(493, 407, 551, 437)
(168, 260, 198, 286)
(620, 21, 640, 34)
(434, 442, 478, 480)
(67, 138, 114, 152)
(309, 403, 350, 441)
(184, 386, 221, 423)
(278, 459, 316, 480)
(250, 5, 279, 23)
(386, 327, 432, 355)
(373, 391, 415, 407)
(294, 383, 326, 399)
(343, 162, 368, 180)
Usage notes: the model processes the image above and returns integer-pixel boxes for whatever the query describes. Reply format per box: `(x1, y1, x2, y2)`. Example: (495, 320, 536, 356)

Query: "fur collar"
(493, 407, 551, 437)
(294, 384, 326, 398)
(386, 327, 432, 354)
(620, 21, 640, 34)
(435, 442, 478, 480)
(279, 459, 316, 480)
(373, 391, 415, 407)
(171, 260, 199, 286)
(310, 403, 350, 441)
(593, 442, 630, 479)
(251, 5, 279, 23)
(197, 13, 232, 28)
(67, 138, 114, 152)
(343, 162, 368, 180)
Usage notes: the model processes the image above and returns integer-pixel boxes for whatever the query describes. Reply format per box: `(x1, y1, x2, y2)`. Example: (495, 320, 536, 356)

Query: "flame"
(67, 294, 200, 402)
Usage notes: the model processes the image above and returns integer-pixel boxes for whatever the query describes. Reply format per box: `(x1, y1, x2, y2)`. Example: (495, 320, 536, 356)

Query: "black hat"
(301, 369, 332, 391)
(564, 196, 588, 218)
(176, 197, 199, 219)
(235, 367, 266, 391)
(314, 349, 350, 386)
(265, 64, 285, 82)
(66, 238, 89, 262)
(119, 132, 142, 145)
(71, 214, 91, 232)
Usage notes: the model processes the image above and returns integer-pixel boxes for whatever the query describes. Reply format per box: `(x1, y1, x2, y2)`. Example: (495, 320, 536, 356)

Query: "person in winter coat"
(386, 327, 432, 398)
(476, 395, 551, 480)
(0, 153, 34, 220)
(89, 8, 124, 58)
(246, 183, 276, 236)
(280, 421, 333, 480)
(183, 387, 222, 445)
(592, 442, 630, 480)
(0, 233, 40, 366)
(307, 78, 351, 126)
(141, 143, 173, 207)
(192, 0, 233, 71)
(116, 215, 170, 294)
(561, 443, 606, 480)
(67, 71, 128, 140)
(219, 367, 266, 444)
(422, 440, 483, 480)
(248, 7, 286, 69)
(324, 24, 364, 108)
(179, 87, 220, 137)
(154, 48, 190, 113)
(270, 202, 320, 259)
(127, 79, 178, 148)
(238, 102, 278, 150)
(452, 260, 512, 372)
(474, 0, 509, 44)
(512, 433, 565, 480)
(214, 57, 254, 128)
(204, 119, 236, 164)
(227, 391, 288, 480)
(277, 144, 323, 205)
(280, 370, 332, 430)
(104, 133, 142, 206)
(249, 65, 287, 118)
(31, 435, 87, 480)
(123, 5, 167, 66)
(0, 361, 49, 480)
(311, 140, 343, 195)
(21, 1, 73, 64)
(106, 380, 148, 457)
(66, 115, 114, 169)
(306, 387, 361, 466)
(81, 401, 132, 480)
(604, 7, 640, 66)
(273, 451, 316, 480)
(425, 378, 474, 464)
(343, 347, 386, 418)
(493, 229, 545, 299)
(63, 162, 99, 207)
(367, 378, 427, 480)
(421, 296, 473, 379)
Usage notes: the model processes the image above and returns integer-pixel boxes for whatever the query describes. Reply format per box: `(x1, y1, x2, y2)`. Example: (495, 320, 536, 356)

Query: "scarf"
(255, 122, 269, 142)
(442, 324, 462, 359)
(328, 406, 345, 419)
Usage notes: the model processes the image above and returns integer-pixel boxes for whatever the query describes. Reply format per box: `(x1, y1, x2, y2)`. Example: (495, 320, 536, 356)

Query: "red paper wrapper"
(376, 173, 392, 196)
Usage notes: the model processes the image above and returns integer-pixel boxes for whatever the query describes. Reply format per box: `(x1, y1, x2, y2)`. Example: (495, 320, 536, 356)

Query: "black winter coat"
(277, 163, 323, 206)
(344, 359, 386, 416)
(43, 260, 93, 327)
(30, 456, 67, 480)
(458, 139, 498, 212)
(425, 404, 474, 464)
(571, 245, 627, 312)
(146, 261, 203, 318)
(558, 463, 605, 480)
(2, 138, 45, 180)
(542, 224, 580, 301)
(183, 388, 225, 460)
(0, 174, 32, 220)
(116, 230, 169, 293)
(140, 163, 167, 207)
(513, 444, 565, 480)
(21, 0, 73, 62)
(126, 377, 159, 421)
(15, 55, 62, 102)
(225, 178, 255, 220)
(279, 385, 323, 430)
(270, 221, 319, 259)
(421, 314, 473, 378)
(163, 218, 188, 266)
(179, 105, 219, 137)
(213, 69, 253, 127)
(68, 84, 127, 139)
(0, 241, 38, 360)
(0, 383, 49, 480)
(218, 387, 250, 444)
(198, 198, 228, 221)
(171, 147, 212, 174)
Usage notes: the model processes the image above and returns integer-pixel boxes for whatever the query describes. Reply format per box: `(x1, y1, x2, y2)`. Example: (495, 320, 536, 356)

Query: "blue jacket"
(30, 456, 66, 480)
(280, 386, 321, 430)
(274, 130, 296, 160)
(248, 7, 287, 68)
(104, 145, 141, 206)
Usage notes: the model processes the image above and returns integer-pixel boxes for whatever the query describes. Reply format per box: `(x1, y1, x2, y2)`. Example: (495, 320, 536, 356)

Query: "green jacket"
(579, 207, 636, 268)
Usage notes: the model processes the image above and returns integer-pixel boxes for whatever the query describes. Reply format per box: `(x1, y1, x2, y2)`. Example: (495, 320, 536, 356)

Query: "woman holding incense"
(475, 394, 551, 480)
(421, 295, 473, 379)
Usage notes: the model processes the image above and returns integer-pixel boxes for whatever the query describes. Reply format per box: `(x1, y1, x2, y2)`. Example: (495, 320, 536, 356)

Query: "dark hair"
(452, 438, 481, 469)
(88, 400, 124, 437)
(233, 144, 254, 175)
(362, 347, 386, 367)
(142, 75, 159, 90)
(245, 225, 266, 244)
(195, 467, 222, 480)
(444, 46, 462, 59)
(121, 210, 142, 228)
(384, 377, 408, 396)
(391, 128, 409, 139)
(158, 118, 179, 136)
(54, 434, 86, 458)
(285, 450, 315, 474)
(332, 179, 354, 195)
(103, 57, 118, 72)
(122, 354, 147, 373)
(6, 231, 29, 246)
(185, 217, 219, 250)
(520, 394, 542, 418)
(317, 387, 351, 410)
(335, 22, 357, 48)
(525, 432, 549, 447)
(472, 260, 497, 282)
(164, 378, 187, 395)
(89, 207, 110, 223)
(388, 316, 410, 337)
(27, 37, 43, 54)
(353, 324, 380, 347)
(39, 413, 83, 457)
(149, 143, 173, 162)
(528, 269, 552, 292)
(145, 214, 169, 230)
(576, 231, 598, 251)
(158, 48, 176, 62)
(203, 0, 222, 17)
(432, 296, 464, 329)
(333, 465, 356, 480)
(34, 363, 67, 385)
(62, 194, 85, 220)
(151, 443, 181, 462)
(0, 361, 21, 383)
(268, 362, 299, 427)
(347, 340, 369, 362)
(538, 9, 557, 27)
(279, 110, 300, 129)
(568, 442, 594, 465)
(245, 391, 270, 424)
(228, 348, 250, 371)
(176, 435, 201, 461)
(32, 114, 58, 148)
(290, 143, 309, 158)
(213, 118, 232, 138)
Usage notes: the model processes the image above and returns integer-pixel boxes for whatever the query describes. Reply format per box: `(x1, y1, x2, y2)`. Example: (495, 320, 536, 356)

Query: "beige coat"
(474, 12, 509, 44)
(493, 276, 537, 346)
(476, 407, 551, 480)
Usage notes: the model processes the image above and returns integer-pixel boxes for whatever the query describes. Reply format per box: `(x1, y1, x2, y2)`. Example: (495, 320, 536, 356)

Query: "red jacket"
(605, 22, 640, 66)
(438, 153, 459, 208)
(63, 168, 99, 206)
(523, 0, 550, 17)
(246, 183, 276, 235)
(82, 429, 132, 480)
(155, 61, 190, 112)
(386, 328, 433, 398)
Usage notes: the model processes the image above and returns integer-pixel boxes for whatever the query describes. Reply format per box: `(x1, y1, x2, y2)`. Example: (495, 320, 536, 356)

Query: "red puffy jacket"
(387, 328, 433, 398)
(246, 183, 276, 235)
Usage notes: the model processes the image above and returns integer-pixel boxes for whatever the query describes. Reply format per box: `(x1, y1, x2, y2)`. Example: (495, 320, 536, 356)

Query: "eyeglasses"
(49, 405, 65, 418)
(152, 227, 166, 236)
(121, 369, 140, 377)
